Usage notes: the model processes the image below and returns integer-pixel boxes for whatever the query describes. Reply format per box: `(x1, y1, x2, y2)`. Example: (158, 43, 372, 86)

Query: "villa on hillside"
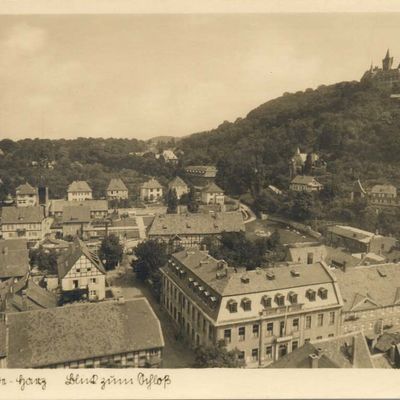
(107, 178, 128, 201)
(140, 178, 163, 202)
(289, 176, 323, 192)
(168, 177, 189, 200)
(67, 181, 93, 202)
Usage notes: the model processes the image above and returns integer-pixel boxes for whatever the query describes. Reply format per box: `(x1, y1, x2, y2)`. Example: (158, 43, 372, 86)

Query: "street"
(107, 261, 196, 368)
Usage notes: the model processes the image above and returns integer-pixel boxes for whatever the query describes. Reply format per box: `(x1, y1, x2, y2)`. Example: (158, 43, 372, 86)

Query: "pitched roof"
(168, 176, 188, 188)
(107, 178, 128, 192)
(141, 178, 162, 189)
(16, 183, 37, 196)
(162, 150, 178, 160)
(327, 225, 376, 243)
(375, 332, 400, 352)
(334, 263, 400, 312)
(62, 204, 91, 223)
(50, 199, 108, 214)
(184, 165, 217, 178)
(371, 184, 397, 195)
(201, 182, 224, 194)
(290, 175, 322, 186)
(25, 279, 58, 309)
(170, 248, 335, 297)
(1, 206, 44, 224)
(0, 240, 29, 279)
(5, 297, 164, 368)
(149, 211, 245, 237)
(269, 332, 373, 368)
(67, 181, 92, 193)
(57, 237, 105, 279)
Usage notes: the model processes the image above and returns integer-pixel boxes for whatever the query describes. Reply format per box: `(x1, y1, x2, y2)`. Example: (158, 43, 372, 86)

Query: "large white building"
(67, 181, 93, 202)
(15, 183, 38, 207)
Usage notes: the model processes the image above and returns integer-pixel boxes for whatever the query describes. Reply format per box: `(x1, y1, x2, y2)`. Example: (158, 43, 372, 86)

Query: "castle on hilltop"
(361, 49, 400, 90)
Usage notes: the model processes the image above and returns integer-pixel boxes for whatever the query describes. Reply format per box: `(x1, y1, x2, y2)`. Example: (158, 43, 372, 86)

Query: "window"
(76, 268, 80, 273)
(238, 327, 245, 341)
(90, 290, 96, 296)
(266, 346, 273, 359)
(304, 338, 310, 343)
(275, 293, 285, 306)
(316, 336, 323, 340)
(288, 292, 298, 304)
(251, 349, 259, 362)
(306, 289, 316, 301)
(73, 280, 79, 289)
(224, 329, 231, 344)
(328, 333, 334, 337)
(317, 313, 324, 327)
(253, 324, 259, 338)
(262, 295, 272, 308)
(307, 252, 314, 264)
(228, 300, 237, 313)
(238, 351, 245, 361)
(329, 311, 335, 325)
(292, 318, 299, 332)
(90, 278, 97, 284)
(208, 325, 213, 340)
(305, 315, 312, 329)
(292, 341, 299, 351)
(318, 287, 328, 299)
(242, 298, 251, 311)
(266, 322, 274, 336)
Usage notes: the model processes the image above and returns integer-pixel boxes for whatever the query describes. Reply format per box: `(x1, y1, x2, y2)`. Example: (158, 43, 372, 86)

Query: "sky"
(1, 13, 400, 140)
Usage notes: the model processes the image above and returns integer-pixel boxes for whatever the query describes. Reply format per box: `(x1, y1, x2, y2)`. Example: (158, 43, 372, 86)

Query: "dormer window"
(288, 291, 298, 304)
(261, 295, 272, 308)
(242, 298, 252, 311)
(275, 293, 285, 306)
(227, 299, 237, 313)
(178, 269, 186, 279)
(306, 289, 316, 301)
(318, 287, 328, 300)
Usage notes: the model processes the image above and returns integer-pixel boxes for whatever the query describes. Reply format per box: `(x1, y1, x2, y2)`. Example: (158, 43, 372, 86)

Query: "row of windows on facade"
(227, 287, 329, 313)
(223, 312, 336, 342)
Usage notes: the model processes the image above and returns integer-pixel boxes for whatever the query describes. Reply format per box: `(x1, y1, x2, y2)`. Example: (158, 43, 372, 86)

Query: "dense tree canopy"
(99, 234, 124, 271)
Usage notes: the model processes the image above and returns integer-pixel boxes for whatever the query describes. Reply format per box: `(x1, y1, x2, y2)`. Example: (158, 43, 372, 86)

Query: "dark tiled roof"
(26, 279, 58, 309)
(168, 176, 188, 188)
(57, 237, 105, 279)
(184, 165, 217, 178)
(327, 225, 375, 243)
(67, 181, 92, 192)
(290, 175, 322, 186)
(1, 206, 44, 224)
(149, 211, 244, 236)
(334, 264, 400, 312)
(5, 298, 164, 367)
(0, 240, 29, 279)
(16, 183, 37, 196)
(50, 199, 108, 214)
(107, 178, 128, 192)
(269, 332, 373, 368)
(62, 205, 91, 223)
(201, 182, 224, 194)
(375, 332, 400, 353)
(141, 178, 162, 189)
(171, 248, 334, 297)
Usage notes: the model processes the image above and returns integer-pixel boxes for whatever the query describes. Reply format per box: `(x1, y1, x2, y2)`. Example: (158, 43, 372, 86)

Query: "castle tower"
(382, 49, 394, 71)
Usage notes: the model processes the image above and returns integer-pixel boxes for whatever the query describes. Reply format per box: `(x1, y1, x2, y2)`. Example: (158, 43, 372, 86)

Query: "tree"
(290, 192, 316, 221)
(194, 341, 245, 368)
(133, 240, 168, 283)
(99, 234, 123, 271)
(166, 188, 178, 214)
(29, 247, 58, 275)
(187, 186, 199, 213)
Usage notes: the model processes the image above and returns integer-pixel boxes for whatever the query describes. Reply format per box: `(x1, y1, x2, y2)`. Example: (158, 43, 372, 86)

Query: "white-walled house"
(140, 178, 163, 202)
(67, 181, 93, 201)
(57, 237, 106, 302)
(16, 183, 38, 207)
(201, 182, 225, 205)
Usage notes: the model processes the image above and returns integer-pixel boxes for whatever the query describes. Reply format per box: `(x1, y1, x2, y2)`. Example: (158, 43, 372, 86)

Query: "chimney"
(389, 344, 397, 364)
(351, 335, 357, 366)
(342, 261, 347, 273)
(21, 289, 27, 310)
(308, 353, 319, 369)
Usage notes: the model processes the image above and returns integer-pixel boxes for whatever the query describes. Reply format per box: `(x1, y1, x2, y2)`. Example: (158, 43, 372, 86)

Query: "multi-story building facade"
(67, 181, 93, 202)
(1, 206, 51, 244)
(289, 175, 323, 192)
(140, 178, 163, 202)
(160, 248, 342, 367)
(15, 183, 38, 207)
(184, 165, 217, 187)
(326, 225, 397, 254)
(201, 182, 225, 205)
(107, 178, 128, 200)
(149, 212, 245, 252)
(0, 298, 164, 368)
(334, 263, 400, 337)
(49, 199, 108, 220)
(168, 177, 189, 200)
(57, 237, 106, 302)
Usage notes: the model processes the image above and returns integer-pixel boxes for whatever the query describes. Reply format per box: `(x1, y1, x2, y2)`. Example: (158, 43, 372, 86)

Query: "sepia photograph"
(1, 0, 400, 398)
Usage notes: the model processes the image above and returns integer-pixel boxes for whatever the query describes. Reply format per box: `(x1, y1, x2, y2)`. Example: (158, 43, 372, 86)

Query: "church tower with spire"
(382, 49, 394, 71)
